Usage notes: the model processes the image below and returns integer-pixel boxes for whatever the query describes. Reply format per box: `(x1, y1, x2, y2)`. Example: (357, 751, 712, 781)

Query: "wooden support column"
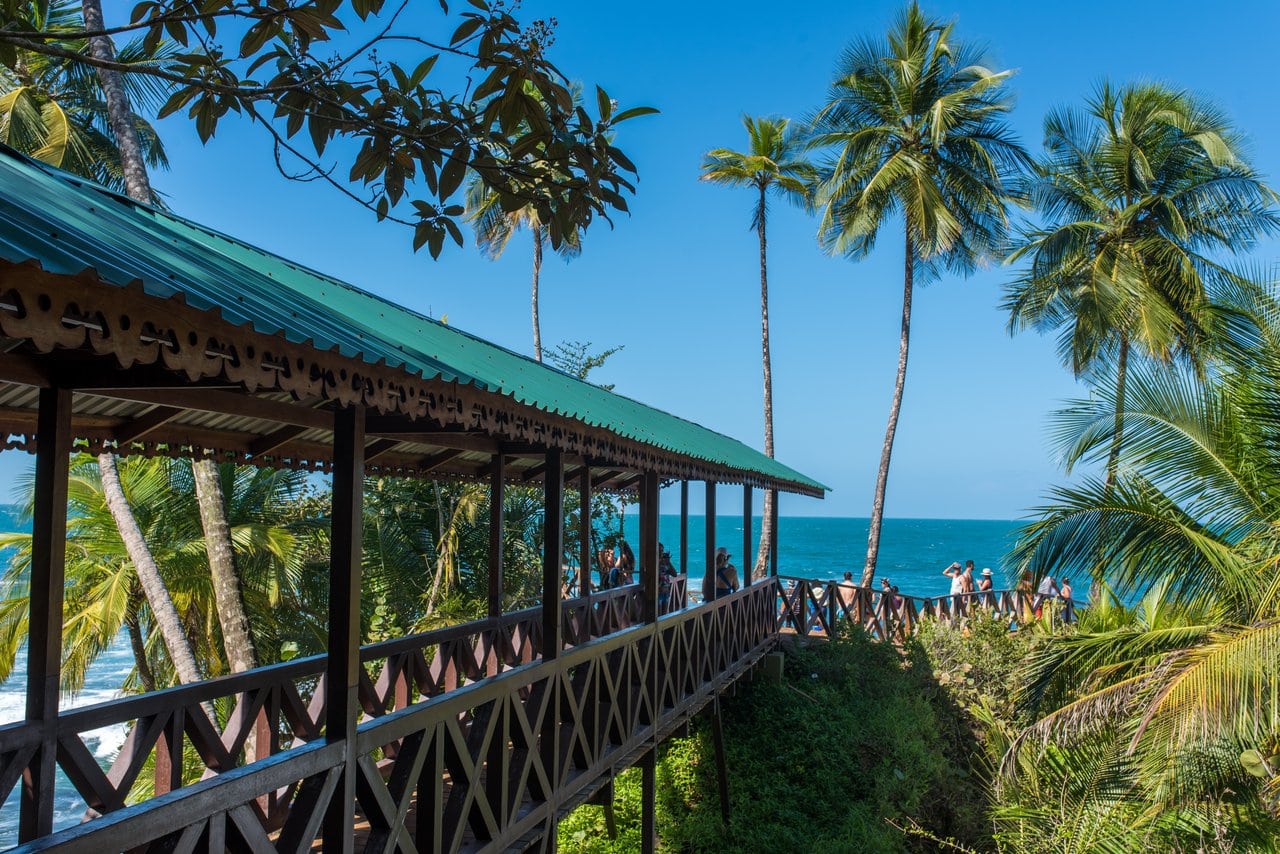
(742, 485, 753, 588)
(579, 468, 592, 599)
(20, 387, 71, 842)
(323, 404, 364, 854)
(640, 748, 657, 854)
(542, 448, 564, 657)
(711, 696, 731, 828)
(679, 481, 689, 577)
(703, 482, 716, 602)
(488, 454, 505, 620)
(639, 471, 659, 624)
(769, 490, 780, 577)
(540, 448, 564, 847)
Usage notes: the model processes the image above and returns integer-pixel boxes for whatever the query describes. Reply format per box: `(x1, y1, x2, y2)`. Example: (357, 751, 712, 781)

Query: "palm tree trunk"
(84, 1, 251, 685)
(99, 454, 203, 685)
(531, 226, 544, 362)
(83, 1, 199, 683)
(862, 229, 915, 587)
(1104, 335, 1130, 490)
(192, 460, 257, 673)
(753, 184, 774, 581)
(80, 0, 152, 202)
(124, 585, 156, 693)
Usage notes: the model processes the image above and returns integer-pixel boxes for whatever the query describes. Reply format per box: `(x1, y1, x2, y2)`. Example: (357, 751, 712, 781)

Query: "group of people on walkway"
(590, 541, 742, 603)
(943, 560, 1076, 622)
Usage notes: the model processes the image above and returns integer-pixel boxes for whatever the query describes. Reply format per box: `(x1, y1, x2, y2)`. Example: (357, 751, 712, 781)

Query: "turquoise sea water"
(0, 508, 1022, 842)
(623, 514, 1024, 597)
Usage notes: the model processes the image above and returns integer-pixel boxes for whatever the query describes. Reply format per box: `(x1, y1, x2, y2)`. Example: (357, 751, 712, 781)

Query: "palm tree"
(1004, 82, 1279, 487)
(465, 178, 581, 361)
(0, 0, 171, 202)
(1007, 285, 1280, 828)
(701, 116, 814, 580)
(808, 3, 1029, 585)
(0, 457, 309, 691)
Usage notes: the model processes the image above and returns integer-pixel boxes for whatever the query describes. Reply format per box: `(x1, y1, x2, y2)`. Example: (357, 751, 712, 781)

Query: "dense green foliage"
(560, 628, 1008, 853)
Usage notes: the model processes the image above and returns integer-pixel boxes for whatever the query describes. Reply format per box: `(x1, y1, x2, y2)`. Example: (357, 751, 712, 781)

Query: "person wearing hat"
(713, 547, 739, 599)
(978, 567, 995, 609)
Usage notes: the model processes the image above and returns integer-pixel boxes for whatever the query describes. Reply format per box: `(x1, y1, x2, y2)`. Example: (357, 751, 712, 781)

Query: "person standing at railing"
(597, 545, 615, 589)
(1059, 577, 1076, 623)
(959, 561, 976, 615)
(978, 568, 995, 610)
(657, 545, 678, 612)
(942, 561, 963, 596)
(1034, 573, 1060, 619)
(713, 547, 740, 598)
(1016, 570, 1035, 623)
(609, 541, 635, 588)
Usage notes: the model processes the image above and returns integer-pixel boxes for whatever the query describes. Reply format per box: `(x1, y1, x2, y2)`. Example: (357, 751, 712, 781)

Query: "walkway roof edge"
(0, 146, 828, 496)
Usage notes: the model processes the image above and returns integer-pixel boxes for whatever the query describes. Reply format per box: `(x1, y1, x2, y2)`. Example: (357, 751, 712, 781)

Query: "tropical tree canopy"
(1004, 82, 1280, 377)
(0, 0, 171, 201)
(700, 115, 814, 228)
(808, 2, 1028, 274)
(1007, 284, 1280, 830)
(0, 0, 655, 257)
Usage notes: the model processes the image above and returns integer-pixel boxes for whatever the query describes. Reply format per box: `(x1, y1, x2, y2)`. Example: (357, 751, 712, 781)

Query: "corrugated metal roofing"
(0, 146, 827, 495)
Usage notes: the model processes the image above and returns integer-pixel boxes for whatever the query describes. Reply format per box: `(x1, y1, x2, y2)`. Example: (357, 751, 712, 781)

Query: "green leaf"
(1241, 749, 1271, 778)
(611, 106, 658, 124)
(450, 16, 483, 46)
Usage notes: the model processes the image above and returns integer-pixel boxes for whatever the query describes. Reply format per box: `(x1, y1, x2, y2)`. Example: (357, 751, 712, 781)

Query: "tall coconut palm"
(465, 179, 581, 361)
(808, 3, 1029, 585)
(0, 0, 171, 202)
(0, 457, 308, 691)
(1007, 285, 1280, 824)
(1004, 82, 1279, 487)
(72, 0, 261, 677)
(700, 116, 814, 580)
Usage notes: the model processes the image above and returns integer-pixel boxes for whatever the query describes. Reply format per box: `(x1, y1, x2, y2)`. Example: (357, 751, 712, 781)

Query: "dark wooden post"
(640, 748, 657, 854)
(579, 467, 592, 599)
(679, 480, 689, 578)
(323, 404, 364, 854)
(639, 471, 659, 623)
(20, 386, 71, 842)
(542, 448, 564, 656)
(769, 489, 779, 577)
(540, 448, 564, 845)
(741, 485, 752, 588)
(703, 481, 716, 603)
(488, 454, 505, 620)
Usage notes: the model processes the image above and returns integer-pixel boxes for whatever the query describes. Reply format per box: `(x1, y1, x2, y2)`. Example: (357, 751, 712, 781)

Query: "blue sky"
(2, 0, 1277, 519)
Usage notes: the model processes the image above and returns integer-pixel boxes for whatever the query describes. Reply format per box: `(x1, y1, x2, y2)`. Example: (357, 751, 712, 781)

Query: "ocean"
(0, 508, 1023, 842)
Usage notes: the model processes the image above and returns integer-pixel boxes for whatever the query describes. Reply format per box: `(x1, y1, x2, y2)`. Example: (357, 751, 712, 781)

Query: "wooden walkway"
(0, 575, 1019, 853)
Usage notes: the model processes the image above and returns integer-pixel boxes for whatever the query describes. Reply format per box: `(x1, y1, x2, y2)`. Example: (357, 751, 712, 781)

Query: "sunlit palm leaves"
(0, 1, 173, 200)
(0, 457, 309, 693)
(1007, 289, 1280, 835)
(808, 3, 1028, 275)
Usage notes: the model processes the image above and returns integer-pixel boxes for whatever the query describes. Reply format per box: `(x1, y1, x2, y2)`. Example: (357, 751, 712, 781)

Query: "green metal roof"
(0, 146, 827, 495)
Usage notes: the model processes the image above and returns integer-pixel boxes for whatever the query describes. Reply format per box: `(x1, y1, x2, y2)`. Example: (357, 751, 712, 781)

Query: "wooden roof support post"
(640, 747, 657, 854)
(539, 447, 564, 841)
(323, 404, 364, 854)
(488, 454, 505, 621)
(679, 481, 689, 578)
(769, 491, 780, 577)
(20, 386, 70, 842)
(742, 485, 753, 588)
(704, 482, 716, 603)
(639, 471, 659, 624)
(579, 468, 592, 600)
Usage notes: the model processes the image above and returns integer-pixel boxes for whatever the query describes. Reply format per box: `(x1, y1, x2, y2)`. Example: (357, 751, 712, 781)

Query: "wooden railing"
(776, 576, 1038, 643)
(3, 575, 757, 853)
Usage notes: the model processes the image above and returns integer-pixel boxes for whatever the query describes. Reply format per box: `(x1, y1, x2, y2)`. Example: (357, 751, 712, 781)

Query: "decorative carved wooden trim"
(0, 263, 822, 497)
